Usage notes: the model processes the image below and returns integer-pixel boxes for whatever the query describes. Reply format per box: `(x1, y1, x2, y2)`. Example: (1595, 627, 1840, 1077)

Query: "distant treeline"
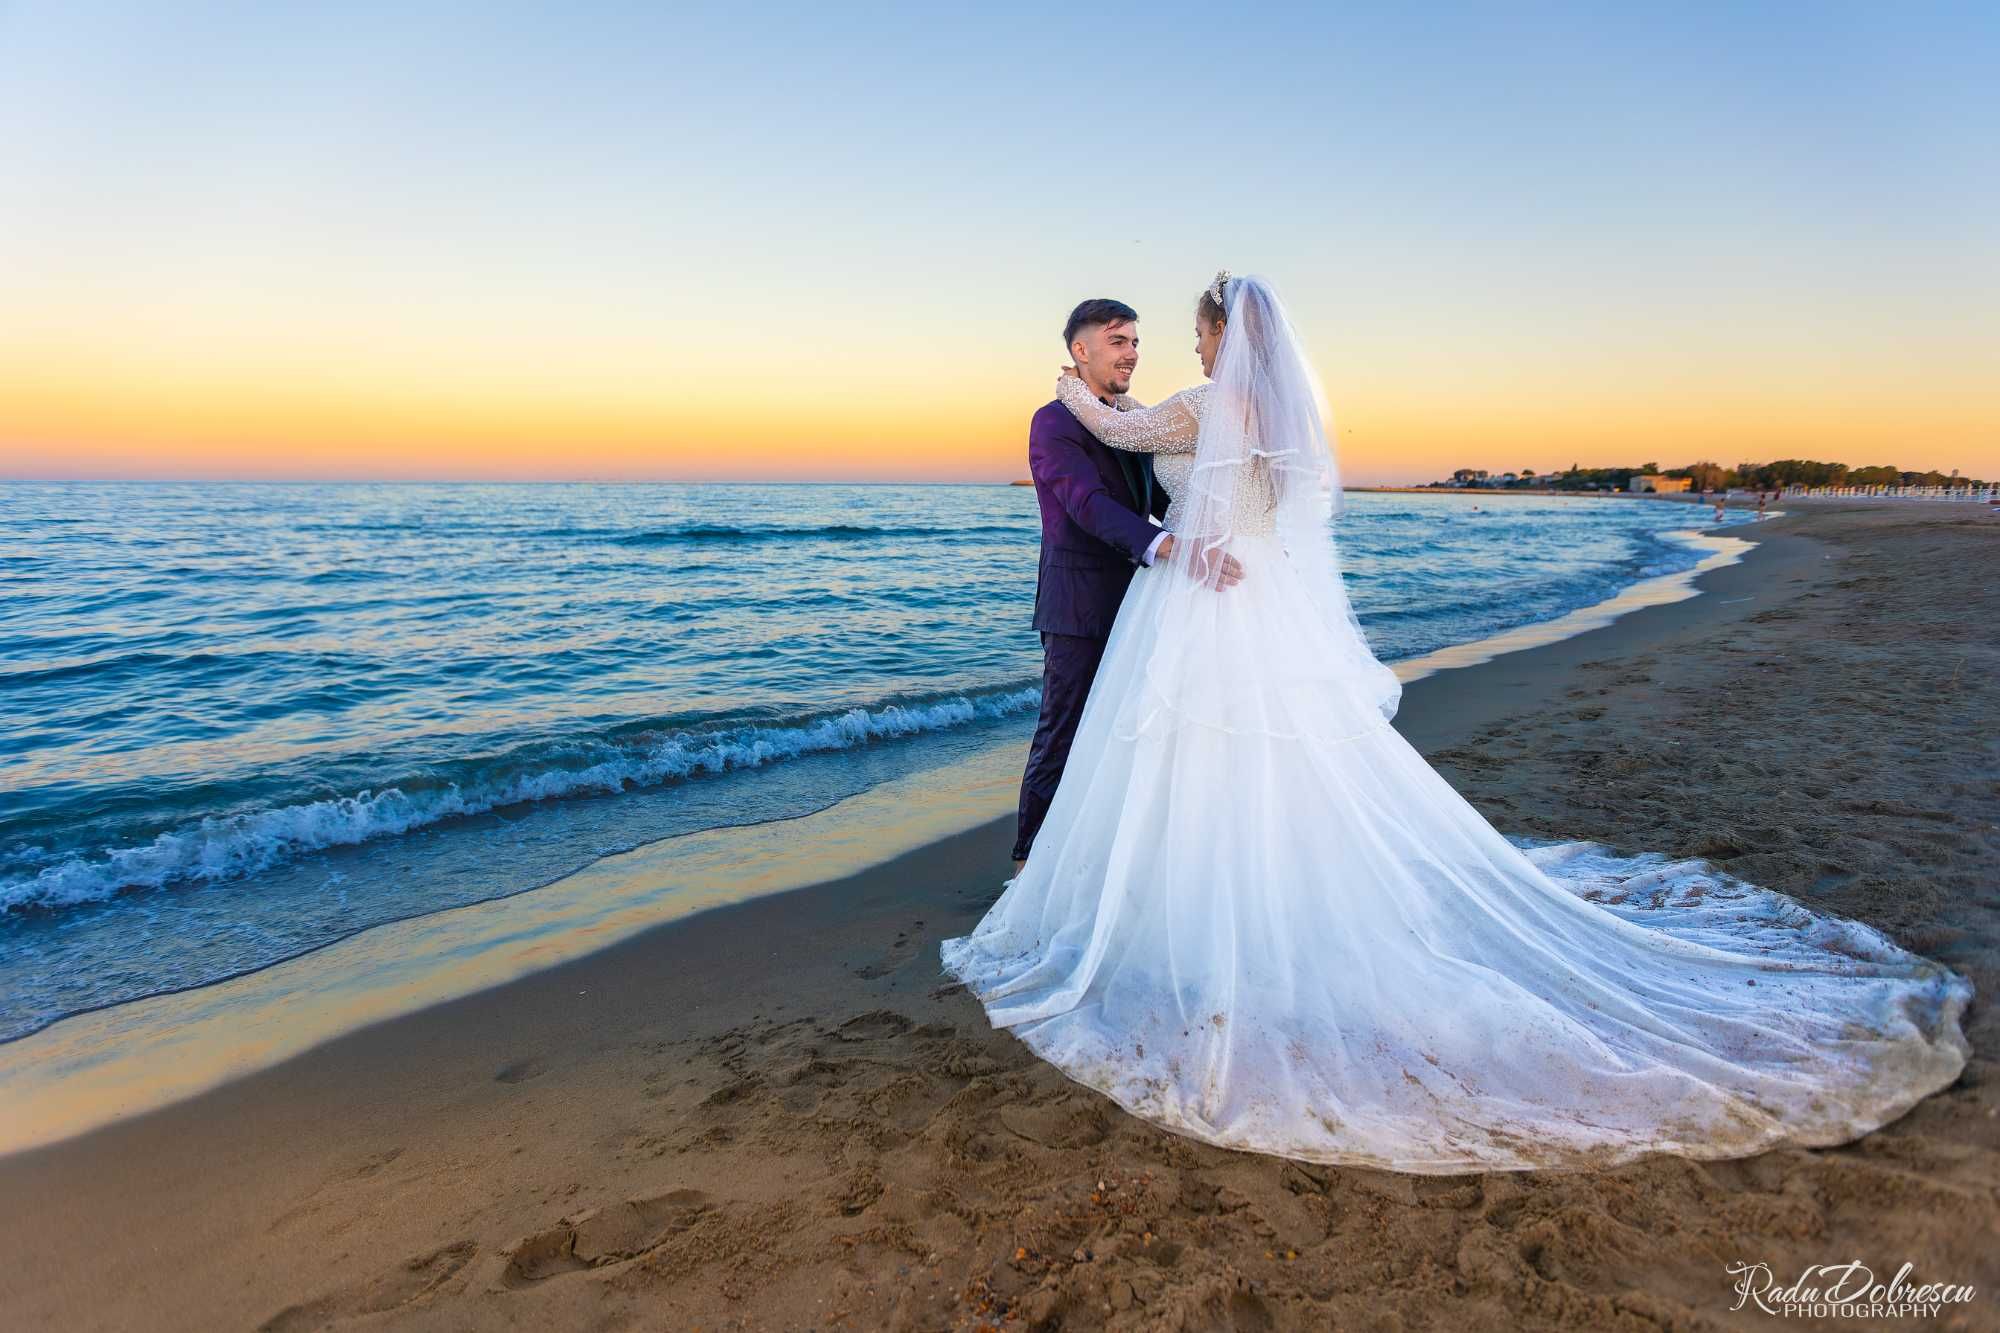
(1441, 459, 1991, 492)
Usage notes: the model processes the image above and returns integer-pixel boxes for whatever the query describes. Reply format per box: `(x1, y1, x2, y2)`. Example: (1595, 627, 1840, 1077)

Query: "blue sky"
(2, 1, 1994, 480)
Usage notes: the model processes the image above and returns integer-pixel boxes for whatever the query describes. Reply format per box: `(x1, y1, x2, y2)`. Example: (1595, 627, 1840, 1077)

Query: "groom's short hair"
(1063, 298, 1138, 350)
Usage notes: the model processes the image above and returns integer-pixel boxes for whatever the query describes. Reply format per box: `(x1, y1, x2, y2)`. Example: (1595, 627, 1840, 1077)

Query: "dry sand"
(3, 503, 1995, 1331)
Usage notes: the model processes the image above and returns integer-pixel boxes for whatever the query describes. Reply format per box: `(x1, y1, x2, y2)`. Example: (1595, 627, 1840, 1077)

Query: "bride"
(939, 271, 1971, 1173)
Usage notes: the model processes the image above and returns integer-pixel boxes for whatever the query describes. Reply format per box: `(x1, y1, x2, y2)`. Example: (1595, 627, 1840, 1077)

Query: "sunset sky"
(2, 2, 1994, 485)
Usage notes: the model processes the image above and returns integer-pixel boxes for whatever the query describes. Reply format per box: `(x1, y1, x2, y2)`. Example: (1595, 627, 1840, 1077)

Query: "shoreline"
(0, 743, 1030, 1156)
(5, 503, 1994, 1330)
(0, 517, 1759, 1152)
(1388, 521, 1759, 685)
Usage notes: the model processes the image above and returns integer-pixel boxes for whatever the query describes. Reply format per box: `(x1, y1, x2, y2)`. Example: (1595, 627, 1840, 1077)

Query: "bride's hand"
(1156, 535, 1244, 589)
(1203, 551, 1246, 589)
(1058, 365, 1080, 381)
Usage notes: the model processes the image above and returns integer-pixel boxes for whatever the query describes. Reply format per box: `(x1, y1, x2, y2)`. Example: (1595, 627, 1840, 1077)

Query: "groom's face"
(1071, 319, 1139, 397)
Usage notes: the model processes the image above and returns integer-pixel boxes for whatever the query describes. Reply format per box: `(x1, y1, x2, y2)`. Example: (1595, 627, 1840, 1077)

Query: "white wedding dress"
(939, 276, 1970, 1173)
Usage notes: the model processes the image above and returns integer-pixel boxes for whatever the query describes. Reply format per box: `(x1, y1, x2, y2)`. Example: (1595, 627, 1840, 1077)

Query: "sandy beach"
(4, 502, 1994, 1331)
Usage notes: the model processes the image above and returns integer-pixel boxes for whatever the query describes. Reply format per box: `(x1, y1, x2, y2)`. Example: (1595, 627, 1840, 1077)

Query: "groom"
(1012, 298, 1239, 872)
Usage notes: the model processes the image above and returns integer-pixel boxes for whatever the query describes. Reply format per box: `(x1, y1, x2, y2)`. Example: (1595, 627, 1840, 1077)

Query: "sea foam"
(1, 686, 1040, 915)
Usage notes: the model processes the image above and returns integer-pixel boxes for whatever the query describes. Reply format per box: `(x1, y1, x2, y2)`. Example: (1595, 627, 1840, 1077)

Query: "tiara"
(1206, 269, 1231, 308)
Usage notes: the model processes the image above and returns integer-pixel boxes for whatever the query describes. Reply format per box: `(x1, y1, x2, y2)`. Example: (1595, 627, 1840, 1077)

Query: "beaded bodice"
(1054, 376, 1276, 538)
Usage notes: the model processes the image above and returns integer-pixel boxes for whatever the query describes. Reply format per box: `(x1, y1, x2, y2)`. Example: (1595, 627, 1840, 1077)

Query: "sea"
(0, 481, 1750, 1045)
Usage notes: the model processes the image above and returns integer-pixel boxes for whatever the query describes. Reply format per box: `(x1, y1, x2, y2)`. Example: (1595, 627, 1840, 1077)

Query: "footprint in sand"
(833, 1009, 914, 1042)
(493, 1057, 547, 1084)
(997, 1100, 1109, 1150)
(259, 1241, 475, 1330)
(501, 1189, 714, 1286)
(352, 1146, 404, 1177)
(852, 923, 926, 979)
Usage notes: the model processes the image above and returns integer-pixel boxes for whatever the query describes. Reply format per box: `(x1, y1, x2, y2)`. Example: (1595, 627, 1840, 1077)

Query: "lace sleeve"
(1055, 376, 1204, 454)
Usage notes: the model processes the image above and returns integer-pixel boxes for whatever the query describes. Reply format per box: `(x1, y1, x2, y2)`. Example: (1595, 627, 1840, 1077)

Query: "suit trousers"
(1012, 630, 1109, 863)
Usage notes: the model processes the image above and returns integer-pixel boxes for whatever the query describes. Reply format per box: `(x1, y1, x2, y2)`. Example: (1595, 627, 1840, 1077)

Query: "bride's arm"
(1056, 373, 1203, 454)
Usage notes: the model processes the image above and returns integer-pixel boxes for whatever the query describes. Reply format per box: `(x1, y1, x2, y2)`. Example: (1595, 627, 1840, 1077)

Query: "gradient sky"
(2, 1, 1995, 485)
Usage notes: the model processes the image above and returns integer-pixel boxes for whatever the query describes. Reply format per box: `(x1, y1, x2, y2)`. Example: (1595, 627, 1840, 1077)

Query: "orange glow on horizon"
(3, 299, 1994, 483)
(5, 355, 1992, 484)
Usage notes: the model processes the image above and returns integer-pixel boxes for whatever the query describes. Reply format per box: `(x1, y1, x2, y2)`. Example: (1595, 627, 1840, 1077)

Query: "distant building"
(1451, 468, 1489, 485)
(1629, 474, 1692, 493)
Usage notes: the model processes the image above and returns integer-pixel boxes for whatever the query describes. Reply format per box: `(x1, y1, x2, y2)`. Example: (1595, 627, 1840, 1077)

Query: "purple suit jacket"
(1027, 397, 1169, 638)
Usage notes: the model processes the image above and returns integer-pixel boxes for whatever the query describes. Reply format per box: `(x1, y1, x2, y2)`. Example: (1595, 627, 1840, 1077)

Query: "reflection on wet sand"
(1392, 527, 1757, 683)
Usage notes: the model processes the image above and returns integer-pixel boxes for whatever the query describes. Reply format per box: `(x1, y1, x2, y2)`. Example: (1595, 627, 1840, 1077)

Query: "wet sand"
(3, 503, 1994, 1331)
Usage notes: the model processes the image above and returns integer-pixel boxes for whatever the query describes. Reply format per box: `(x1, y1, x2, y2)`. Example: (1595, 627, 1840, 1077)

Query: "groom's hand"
(1155, 534, 1244, 589)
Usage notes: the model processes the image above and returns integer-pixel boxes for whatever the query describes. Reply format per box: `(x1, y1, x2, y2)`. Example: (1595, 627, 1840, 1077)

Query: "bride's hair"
(1196, 270, 1230, 328)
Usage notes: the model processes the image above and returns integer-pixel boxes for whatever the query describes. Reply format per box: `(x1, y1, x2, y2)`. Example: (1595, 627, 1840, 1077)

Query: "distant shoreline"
(1010, 480, 1728, 501)
(1344, 486, 1650, 497)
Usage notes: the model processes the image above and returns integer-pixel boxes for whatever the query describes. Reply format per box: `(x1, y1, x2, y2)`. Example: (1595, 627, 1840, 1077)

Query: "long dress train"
(940, 335, 1969, 1173)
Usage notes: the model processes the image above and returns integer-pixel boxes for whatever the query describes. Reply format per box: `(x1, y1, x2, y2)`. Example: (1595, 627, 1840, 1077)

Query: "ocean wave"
(612, 522, 1027, 547)
(0, 685, 1041, 916)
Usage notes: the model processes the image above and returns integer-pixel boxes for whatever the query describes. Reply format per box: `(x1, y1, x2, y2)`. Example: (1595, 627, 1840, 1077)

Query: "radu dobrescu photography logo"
(1727, 1260, 1978, 1319)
